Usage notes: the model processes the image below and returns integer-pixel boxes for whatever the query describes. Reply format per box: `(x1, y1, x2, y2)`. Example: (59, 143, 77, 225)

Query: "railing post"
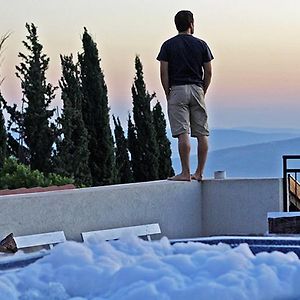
(296, 172, 298, 200)
(283, 156, 288, 212)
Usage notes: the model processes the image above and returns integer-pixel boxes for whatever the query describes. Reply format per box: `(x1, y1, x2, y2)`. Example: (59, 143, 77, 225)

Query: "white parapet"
(201, 178, 283, 236)
(0, 180, 202, 241)
(0, 178, 283, 241)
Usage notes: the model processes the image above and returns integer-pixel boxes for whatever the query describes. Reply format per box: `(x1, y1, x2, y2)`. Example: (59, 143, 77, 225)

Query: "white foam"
(0, 236, 300, 299)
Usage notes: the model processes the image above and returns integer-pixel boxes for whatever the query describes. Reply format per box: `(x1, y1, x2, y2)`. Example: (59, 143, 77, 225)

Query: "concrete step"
(268, 212, 300, 234)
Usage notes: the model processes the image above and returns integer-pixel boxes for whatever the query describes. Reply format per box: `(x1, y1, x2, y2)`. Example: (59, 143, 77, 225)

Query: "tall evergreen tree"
(127, 114, 140, 181)
(55, 54, 92, 186)
(152, 101, 174, 179)
(15, 23, 57, 173)
(0, 95, 6, 167)
(0, 33, 10, 167)
(6, 133, 30, 164)
(113, 115, 133, 184)
(79, 28, 115, 186)
(1, 32, 29, 165)
(0, 32, 10, 86)
(130, 56, 159, 182)
(0, 97, 30, 165)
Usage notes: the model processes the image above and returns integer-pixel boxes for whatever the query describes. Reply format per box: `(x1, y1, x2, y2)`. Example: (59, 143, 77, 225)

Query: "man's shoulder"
(161, 35, 179, 46)
(191, 36, 209, 46)
(163, 35, 209, 45)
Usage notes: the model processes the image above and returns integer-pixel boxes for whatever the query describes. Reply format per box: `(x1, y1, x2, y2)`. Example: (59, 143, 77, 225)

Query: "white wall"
(201, 178, 283, 236)
(0, 180, 202, 241)
(0, 179, 283, 241)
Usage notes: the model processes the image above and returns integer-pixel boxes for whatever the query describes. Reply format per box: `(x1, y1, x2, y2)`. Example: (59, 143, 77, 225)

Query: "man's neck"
(178, 29, 192, 35)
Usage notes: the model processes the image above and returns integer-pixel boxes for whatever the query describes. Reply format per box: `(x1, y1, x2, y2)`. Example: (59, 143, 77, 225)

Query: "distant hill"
(172, 137, 300, 178)
(207, 129, 300, 151)
(168, 128, 300, 157)
(232, 127, 300, 134)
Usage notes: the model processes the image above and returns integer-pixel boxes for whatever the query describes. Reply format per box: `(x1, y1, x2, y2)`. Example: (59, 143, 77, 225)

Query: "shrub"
(0, 157, 74, 189)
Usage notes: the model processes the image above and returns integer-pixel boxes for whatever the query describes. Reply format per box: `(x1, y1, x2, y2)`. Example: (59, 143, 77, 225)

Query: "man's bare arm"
(160, 61, 169, 98)
(203, 61, 212, 95)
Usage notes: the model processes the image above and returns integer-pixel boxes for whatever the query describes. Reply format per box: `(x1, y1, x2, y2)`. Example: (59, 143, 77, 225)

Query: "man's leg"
(192, 135, 208, 181)
(168, 133, 191, 181)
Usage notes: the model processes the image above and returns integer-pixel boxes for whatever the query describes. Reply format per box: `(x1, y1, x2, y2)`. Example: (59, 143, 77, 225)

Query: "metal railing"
(288, 175, 300, 210)
(282, 155, 300, 211)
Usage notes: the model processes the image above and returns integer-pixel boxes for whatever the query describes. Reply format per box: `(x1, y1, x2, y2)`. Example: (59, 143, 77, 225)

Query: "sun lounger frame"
(14, 231, 66, 250)
(81, 223, 161, 242)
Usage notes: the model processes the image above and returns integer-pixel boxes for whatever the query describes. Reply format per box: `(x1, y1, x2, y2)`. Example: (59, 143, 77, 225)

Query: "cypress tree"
(0, 96, 30, 165)
(130, 56, 159, 182)
(127, 114, 139, 181)
(0, 33, 10, 167)
(15, 23, 57, 173)
(6, 133, 30, 165)
(55, 54, 92, 186)
(0, 94, 6, 167)
(0, 32, 10, 86)
(152, 101, 174, 179)
(113, 115, 133, 184)
(1, 31, 29, 166)
(79, 28, 115, 186)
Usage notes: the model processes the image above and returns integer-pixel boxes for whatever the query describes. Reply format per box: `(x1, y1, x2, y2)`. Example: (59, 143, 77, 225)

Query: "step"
(268, 212, 300, 234)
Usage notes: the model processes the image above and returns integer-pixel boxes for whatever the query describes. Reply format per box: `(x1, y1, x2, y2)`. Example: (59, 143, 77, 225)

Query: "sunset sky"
(1, 0, 300, 129)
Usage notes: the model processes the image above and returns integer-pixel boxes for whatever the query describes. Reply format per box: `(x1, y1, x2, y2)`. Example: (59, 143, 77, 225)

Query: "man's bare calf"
(191, 135, 208, 181)
(192, 135, 208, 181)
(168, 133, 191, 181)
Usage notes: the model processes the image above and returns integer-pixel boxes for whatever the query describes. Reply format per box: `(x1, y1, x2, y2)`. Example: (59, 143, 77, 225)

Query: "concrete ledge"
(0, 184, 75, 196)
(0, 178, 283, 241)
(0, 180, 202, 241)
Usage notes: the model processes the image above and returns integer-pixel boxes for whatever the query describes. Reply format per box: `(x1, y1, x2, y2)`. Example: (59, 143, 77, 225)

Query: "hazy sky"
(1, 0, 300, 129)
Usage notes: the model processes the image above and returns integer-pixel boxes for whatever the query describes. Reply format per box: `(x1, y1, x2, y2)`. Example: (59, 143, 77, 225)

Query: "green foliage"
(54, 54, 92, 186)
(79, 28, 115, 186)
(1, 26, 174, 186)
(5, 132, 30, 165)
(113, 115, 133, 184)
(0, 157, 74, 190)
(129, 56, 159, 182)
(0, 95, 6, 167)
(44, 172, 74, 187)
(0, 97, 29, 165)
(0, 33, 9, 167)
(0, 32, 10, 86)
(15, 23, 57, 173)
(152, 101, 174, 179)
(127, 114, 140, 181)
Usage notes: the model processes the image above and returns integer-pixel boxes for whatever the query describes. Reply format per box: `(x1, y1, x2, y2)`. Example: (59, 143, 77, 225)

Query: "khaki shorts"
(167, 84, 209, 138)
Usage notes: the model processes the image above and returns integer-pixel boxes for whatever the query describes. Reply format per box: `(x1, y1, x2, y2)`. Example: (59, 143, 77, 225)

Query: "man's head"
(174, 10, 194, 34)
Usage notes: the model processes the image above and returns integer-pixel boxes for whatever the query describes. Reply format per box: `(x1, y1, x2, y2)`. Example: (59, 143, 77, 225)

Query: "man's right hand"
(160, 61, 169, 100)
(203, 61, 212, 95)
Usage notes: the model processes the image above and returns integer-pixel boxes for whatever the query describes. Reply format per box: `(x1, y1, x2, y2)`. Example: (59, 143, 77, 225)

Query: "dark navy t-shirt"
(157, 34, 214, 88)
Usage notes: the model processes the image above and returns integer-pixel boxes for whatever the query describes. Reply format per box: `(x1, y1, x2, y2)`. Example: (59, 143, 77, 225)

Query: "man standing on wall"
(157, 10, 213, 181)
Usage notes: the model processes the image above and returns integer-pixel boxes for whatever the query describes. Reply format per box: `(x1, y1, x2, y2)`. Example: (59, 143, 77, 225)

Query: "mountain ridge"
(172, 137, 300, 178)
(168, 128, 300, 156)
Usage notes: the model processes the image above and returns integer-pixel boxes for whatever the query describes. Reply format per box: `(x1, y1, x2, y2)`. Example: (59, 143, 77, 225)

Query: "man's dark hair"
(174, 10, 194, 32)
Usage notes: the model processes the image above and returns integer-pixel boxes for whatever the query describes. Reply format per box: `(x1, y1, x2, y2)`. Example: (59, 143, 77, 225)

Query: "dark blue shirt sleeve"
(203, 42, 214, 63)
(157, 42, 168, 61)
